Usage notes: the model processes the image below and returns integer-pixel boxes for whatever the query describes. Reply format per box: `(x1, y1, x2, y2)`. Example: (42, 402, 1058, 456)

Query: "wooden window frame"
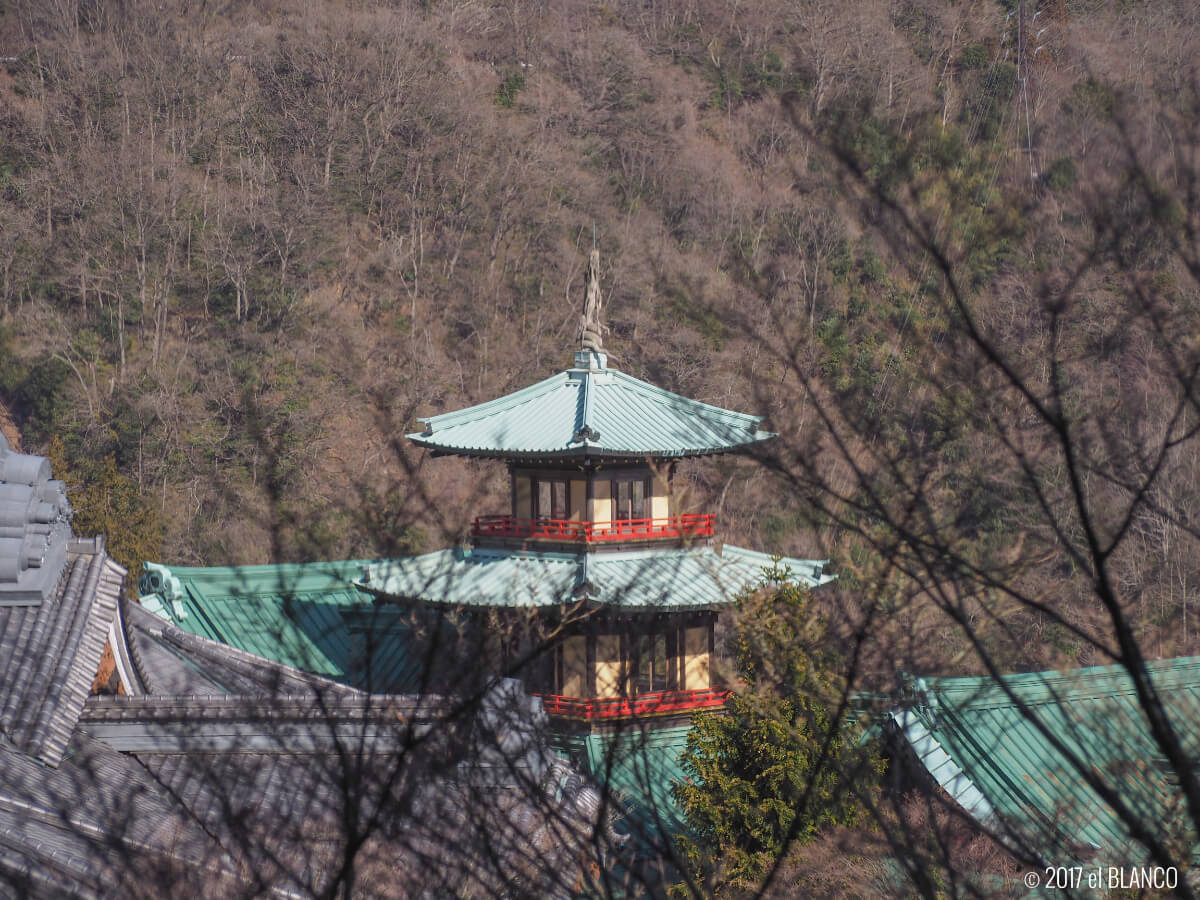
(611, 475, 650, 521)
(617, 624, 687, 696)
(532, 476, 571, 519)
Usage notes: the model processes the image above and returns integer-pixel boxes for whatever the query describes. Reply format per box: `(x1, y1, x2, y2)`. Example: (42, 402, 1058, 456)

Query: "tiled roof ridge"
(141, 556, 381, 585)
(117, 594, 152, 694)
(890, 707, 1000, 828)
(82, 692, 436, 720)
(26, 551, 124, 764)
(0, 543, 125, 766)
(0, 439, 73, 605)
(0, 560, 81, 725)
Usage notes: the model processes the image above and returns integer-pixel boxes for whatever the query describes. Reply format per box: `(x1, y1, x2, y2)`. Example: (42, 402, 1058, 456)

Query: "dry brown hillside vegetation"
(1, 0, 1199, 683)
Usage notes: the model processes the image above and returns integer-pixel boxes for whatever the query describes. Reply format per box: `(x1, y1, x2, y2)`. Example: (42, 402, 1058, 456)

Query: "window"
(622, 629, 678, 694)
(612, 477, 648, 520)
(535, 478, 569, 519)
(635, 633, 670, 693)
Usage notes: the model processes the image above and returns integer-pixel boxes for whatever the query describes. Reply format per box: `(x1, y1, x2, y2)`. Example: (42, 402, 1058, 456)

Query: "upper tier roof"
(408, 350, 775, 460)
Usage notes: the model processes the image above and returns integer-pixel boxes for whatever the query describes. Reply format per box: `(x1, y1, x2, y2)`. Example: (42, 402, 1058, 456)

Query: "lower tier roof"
(360, 544, 832, 611)
(138, 547, 832, 690)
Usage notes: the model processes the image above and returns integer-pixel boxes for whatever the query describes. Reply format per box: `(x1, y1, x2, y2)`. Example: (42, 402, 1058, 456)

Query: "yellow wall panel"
(562, 635, 586, 696)
(684, 626, 710, 690)
(651, 471, 670, 520)
(595, 633, 622, 698)
(515, 476, 531, 519)
(570, 479, 586, 522)
(591, 478, 611, 525)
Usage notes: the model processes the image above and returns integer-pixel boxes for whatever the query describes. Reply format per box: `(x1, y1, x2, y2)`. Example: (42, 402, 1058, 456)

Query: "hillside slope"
(0, 0, 1198, 677)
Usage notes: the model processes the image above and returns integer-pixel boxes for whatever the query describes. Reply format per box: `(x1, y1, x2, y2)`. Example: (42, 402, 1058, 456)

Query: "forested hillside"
(1, 0, 1198, 680)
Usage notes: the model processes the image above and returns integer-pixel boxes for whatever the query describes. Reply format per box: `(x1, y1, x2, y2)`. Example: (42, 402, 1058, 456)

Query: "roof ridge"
(143, 557, 382, 583)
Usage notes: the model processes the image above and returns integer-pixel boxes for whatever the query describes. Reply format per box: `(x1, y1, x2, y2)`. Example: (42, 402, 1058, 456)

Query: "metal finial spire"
(577, 248, 606, 353)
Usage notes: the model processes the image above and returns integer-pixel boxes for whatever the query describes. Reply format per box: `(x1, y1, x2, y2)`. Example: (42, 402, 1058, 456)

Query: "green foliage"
(673, 571, 878, 893)
(960, 61, 1017, 142)
(1, 343, 73, 444)
(495, 68, 525, 108)
(759, 512, 801, 553)
(657, 282, 731, 350)
(839, 114, 909, 189)
(46, 437, 163, 585)
(1043, 156, 1077, 193)
(960, 43, 989, 70)
(1063, 77, 1116, 121)
(699, 44, 786, 111)
(0, 326, 25, 397)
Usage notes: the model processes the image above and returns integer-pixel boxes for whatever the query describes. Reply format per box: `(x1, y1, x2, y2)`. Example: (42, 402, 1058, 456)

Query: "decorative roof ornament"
(577, 249, 607, 354)
(409, 242, 778, 459)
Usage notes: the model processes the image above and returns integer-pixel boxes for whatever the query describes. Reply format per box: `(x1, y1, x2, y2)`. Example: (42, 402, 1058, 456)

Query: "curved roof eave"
(404, 431, 778, 461)
(357, 545, 834, 612)
(406, 362, 777, 459)
(354, 581, 723, 613)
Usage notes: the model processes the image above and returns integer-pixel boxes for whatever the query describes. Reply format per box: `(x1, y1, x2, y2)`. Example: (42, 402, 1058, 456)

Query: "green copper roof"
(138, 560, 421, 693)
(584, 725, 693, 850)
(360, 545, 833, 611)
(139, 549, 831, 684)
(552, 723, 693, 859)
(893, 657, 1200, 864)
(407, 351, 774, 460)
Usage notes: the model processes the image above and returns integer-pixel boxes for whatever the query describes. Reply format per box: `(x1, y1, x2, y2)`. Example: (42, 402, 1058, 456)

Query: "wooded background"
(1, 0, 1198, 684)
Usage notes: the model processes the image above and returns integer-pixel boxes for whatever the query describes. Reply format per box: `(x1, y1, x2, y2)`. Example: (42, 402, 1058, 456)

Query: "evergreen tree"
(673, 568, 877, 894)
(47, 437, 163, 586)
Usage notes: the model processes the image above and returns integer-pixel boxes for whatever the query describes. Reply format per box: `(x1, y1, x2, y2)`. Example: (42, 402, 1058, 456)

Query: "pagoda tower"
(360, 250, 832, 730)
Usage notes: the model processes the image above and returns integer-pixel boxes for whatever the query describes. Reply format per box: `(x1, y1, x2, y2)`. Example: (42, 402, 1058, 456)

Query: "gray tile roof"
(4, 676, 618, 898)
(0, 538, 125, 766)
(0, 437, 623, 897)
(0, 730, 240, 899)
(120, 599, 366, 700)
(3, 570, 618, 898)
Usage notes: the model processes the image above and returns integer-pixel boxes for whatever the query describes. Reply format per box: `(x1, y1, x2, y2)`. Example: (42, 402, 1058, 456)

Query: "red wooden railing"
(472, 513, 715, 542)
(534, 688, 730, 720)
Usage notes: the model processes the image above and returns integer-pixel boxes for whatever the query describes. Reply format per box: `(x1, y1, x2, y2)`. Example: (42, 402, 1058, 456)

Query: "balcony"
(471, 513, 716, 543)
(534, 688, 730, 721)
